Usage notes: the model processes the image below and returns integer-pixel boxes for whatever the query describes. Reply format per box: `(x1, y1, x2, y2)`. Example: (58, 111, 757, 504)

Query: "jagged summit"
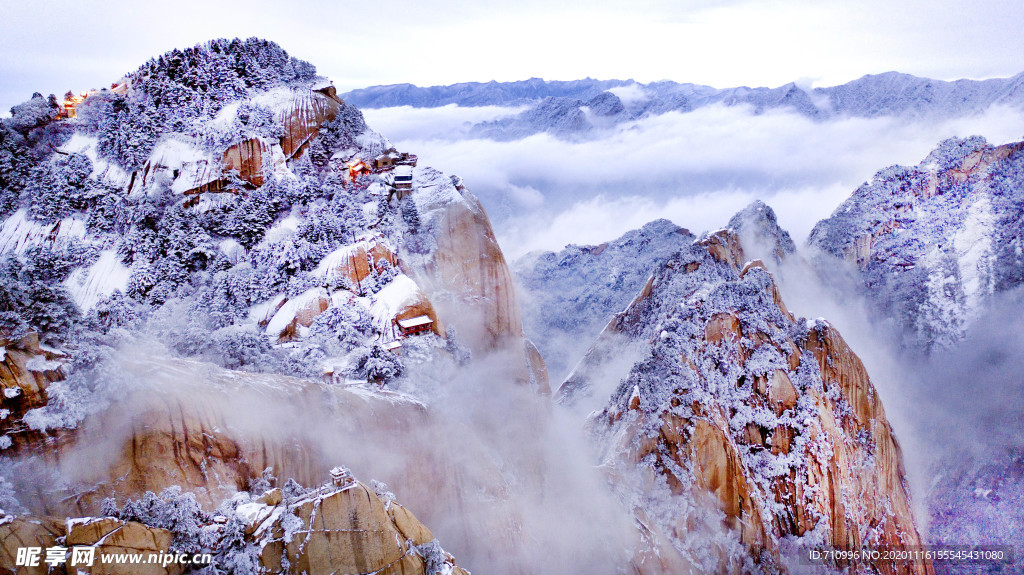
(558, 226, 930, 573)
(727, 200, 796, 263)
(514, 218, 693, 379)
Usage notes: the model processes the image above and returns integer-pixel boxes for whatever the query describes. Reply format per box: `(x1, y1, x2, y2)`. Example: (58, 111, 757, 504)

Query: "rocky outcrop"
(0, 515, 179, 575)
(727, 200, 797, 264)
(254, 482, 467, 575)
(402, 169, 549, 392)
(66, 518, 177, 575)
(0, 479, 467, 575)
(221, 137, 269, 187)
(0, 516, 63, 575)
(569, 229, 930, 574)
(0, 333, 66, 450)
(316, 237, 400, 289)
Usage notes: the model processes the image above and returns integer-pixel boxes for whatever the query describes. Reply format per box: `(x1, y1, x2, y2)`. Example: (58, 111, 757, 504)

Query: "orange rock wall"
(590, 231, 931, 574)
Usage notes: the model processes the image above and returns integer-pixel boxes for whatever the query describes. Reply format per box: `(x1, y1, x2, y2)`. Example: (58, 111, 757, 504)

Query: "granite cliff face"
(0, 333, 67, 450)
(401, 170, 549, 392)
(562, 227, 930, 574)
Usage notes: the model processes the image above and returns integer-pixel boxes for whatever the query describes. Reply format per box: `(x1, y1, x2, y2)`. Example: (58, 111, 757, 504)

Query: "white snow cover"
(952, 191, 996, 321)
(251, 87, 304, 117)
(396, 315, 431, 329)
(209, 101, 243, 130)
(192, 193, 238, 213)
(267, 141, 293, 182)
(25, 356, 62, 372)
(330, 289, 365, 310)
(265, 287, 328, 338)
(235, 502, 274, 527)
(63, 250, 132, 312)
(0, 209, 87, 255)
(58, 133, 131, 189)
(410, 167, 469, 229)
(249, 293, 288, 325)
(368, 274, 425, 333)
(264, 213, 303, 244)
(65, 517, 105, 532)
(354, 130, 391, 161)
(145, 137, 220, 195)
(218, 239, 246, 265)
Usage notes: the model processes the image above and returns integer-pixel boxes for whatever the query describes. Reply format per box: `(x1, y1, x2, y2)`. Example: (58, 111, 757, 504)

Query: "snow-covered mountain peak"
(809, 134, 1024, 349)
(726, 200, 796, 264)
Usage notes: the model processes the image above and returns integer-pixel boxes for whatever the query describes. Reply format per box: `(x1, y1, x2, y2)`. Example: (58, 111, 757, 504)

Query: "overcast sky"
(2, 0, 1024, 113)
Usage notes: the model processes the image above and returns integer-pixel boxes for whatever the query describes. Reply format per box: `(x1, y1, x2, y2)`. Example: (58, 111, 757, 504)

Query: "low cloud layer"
(366, 104, 526, 141)
(365, 103, 1024, 257)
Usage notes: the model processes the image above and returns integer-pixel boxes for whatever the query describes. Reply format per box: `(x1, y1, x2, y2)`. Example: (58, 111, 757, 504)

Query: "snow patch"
(249, 294, 287, 325)
(251, 87, 303, 117)
(25, 355, 61, 372)
(265, 288, 328, 338)
(235, 502, 274, 527)
(58, 133, 131, 188)
(63, 250, 131, 312)
(218, 239, 246, 265)
(264, 214, 303, 244)
(368, 275, 424, 334)
(0, 209, 87, 256)
(952, 192, 996, 321)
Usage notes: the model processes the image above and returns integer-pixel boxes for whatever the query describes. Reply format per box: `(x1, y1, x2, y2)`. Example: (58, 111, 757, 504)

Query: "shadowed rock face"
(567, 229, 930, 574)
(514, 218, 694, 381)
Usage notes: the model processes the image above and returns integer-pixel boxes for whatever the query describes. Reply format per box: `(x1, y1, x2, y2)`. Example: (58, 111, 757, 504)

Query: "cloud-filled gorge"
(366, 102, 1024, 257)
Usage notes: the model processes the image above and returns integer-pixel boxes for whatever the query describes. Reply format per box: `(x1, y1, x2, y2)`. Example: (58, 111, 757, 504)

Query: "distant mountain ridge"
(340, 77, 631, 109)
(344, 71, 1024, 141)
